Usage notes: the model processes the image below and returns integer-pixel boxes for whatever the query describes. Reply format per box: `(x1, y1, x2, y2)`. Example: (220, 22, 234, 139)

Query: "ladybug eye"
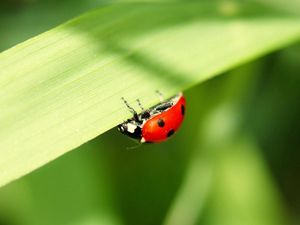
(118, 125, 124, 132)
(157, 118, 165, 127)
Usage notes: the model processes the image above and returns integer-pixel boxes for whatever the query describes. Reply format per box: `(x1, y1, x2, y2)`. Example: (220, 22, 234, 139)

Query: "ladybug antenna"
(136, 99, 144, 111)
(121, 97, 139, 121)
(155, 90, 164, 102)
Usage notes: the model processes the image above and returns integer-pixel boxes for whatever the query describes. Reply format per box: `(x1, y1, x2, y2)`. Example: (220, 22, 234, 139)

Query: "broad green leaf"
(0, 141, 123, 225)
(0, 1, 300, 188)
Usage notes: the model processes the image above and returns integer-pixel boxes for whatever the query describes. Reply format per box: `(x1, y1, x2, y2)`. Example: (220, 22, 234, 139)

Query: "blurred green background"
(0, 0, 299, 225)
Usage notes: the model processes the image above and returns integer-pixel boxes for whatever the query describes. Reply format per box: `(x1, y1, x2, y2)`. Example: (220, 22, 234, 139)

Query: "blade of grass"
(0, 1, 300, 188)
(205, 138, 287, 225)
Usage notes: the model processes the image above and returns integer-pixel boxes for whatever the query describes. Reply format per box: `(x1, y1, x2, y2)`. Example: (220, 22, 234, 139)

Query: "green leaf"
(0, 1, 300, 188)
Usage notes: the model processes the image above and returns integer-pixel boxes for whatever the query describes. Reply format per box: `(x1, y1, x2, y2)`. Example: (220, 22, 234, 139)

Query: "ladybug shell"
(141, 95, 186, 143)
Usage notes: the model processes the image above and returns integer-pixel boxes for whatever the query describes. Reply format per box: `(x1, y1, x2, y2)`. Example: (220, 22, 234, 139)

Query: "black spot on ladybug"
(167, 129, 175, 137)
(157, 118, 165, 127)
(181, 104, 185, 116)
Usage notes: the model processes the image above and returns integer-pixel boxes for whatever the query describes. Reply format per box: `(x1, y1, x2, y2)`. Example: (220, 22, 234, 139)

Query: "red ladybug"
(118, 92, 186, 143)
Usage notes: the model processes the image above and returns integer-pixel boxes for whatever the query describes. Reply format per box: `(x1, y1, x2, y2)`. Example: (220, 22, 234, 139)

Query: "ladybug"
(118, 92, 186, 143)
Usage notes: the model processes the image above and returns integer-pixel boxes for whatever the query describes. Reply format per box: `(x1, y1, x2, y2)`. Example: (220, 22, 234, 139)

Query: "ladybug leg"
(121, 97, 140, 122)
(136, 99, 151, 120)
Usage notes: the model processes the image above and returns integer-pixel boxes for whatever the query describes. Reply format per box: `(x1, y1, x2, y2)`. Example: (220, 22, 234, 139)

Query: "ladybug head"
(118, 122, 142, 141)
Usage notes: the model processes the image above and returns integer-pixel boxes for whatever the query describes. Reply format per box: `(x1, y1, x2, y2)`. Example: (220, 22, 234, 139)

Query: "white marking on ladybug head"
(127, 123, 137, 133)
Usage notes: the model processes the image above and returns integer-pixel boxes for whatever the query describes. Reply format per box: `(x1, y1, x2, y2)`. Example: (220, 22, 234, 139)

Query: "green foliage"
(0, 1, 300, 225)
(1, 0, 300, 188)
